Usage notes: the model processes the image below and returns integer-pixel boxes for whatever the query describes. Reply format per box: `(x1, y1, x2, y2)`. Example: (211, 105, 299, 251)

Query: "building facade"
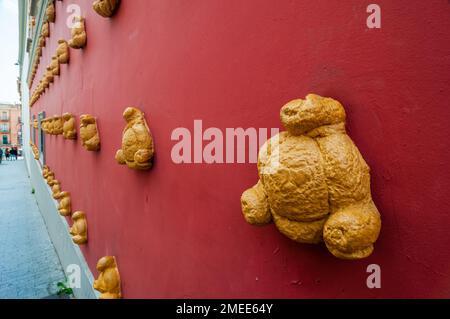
(17, 0, 450, 299)
(0, 103, 22, 148)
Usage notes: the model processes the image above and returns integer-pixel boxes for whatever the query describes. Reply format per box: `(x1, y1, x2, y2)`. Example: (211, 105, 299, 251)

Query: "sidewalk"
(0, 159, 66, 298)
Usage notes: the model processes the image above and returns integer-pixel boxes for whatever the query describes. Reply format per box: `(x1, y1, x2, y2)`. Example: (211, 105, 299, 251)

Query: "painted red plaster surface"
(31, 0, 450, 298)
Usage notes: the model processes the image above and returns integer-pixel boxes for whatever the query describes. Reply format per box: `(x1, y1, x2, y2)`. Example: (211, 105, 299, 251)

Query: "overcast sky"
(0, 0, 20, 104)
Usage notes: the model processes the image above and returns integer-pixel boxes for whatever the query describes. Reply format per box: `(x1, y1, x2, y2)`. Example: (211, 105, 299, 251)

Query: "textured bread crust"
(241, 94, 381, 259)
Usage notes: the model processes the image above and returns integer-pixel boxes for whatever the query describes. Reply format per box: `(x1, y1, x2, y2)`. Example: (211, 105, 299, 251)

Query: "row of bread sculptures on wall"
(28, 0, 382, 298)
(29, 0, 122, 299)
(30, 105, 152, 299)
(33, 107, 155, 169)
(29, 0, 119, 106)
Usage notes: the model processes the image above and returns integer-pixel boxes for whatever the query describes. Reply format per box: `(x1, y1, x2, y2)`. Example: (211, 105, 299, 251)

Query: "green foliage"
(56, 281, 74, 297)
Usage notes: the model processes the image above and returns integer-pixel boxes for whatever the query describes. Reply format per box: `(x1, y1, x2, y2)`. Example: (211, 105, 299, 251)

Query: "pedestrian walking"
(0, 148, 3, 164)
(5, 148, 10, 161)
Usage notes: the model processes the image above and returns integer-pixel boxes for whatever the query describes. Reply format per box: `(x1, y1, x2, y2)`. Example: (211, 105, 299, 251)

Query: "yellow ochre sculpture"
(93, 0, 120, 17)
(46, 1, 55, 23)
(31, 142, 40, 160)
(240, 94, 381, 260)
(42, 21, 49, 38)
(46, 171, 56, 186)
(115, 107, 154, 170)
(58, 191, 72, 216)
(53, 116, 64, 135)
(80, 115, 101, 151)
(50, 56, 60, 76)
(56, 39, 70, 64)
(42, 165, 50, 179)
(62, 113, 77, 140)
(68, 16, 87, 49)
(70, 211, 88, 245)
(52, 180, 62, 199)
(93, 256, 121, 299)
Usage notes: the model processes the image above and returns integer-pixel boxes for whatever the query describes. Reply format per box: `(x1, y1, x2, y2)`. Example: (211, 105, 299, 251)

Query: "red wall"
(31, 0, 450, 298)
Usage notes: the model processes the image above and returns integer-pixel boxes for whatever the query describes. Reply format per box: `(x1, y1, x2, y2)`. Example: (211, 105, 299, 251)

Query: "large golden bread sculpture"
(115, 107, 155, 170)
(80, 114, 101, 151)
(93, 0, 120, 17)
(70, 211, 88, 245)
(93, 256, 121, 299)
(241, 94, 381, 260)
(68, 16, 87, 49)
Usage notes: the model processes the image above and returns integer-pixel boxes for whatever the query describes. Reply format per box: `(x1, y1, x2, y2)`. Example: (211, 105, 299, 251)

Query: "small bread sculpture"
(93, 256, 121, 299)
(115, 107, 154, 170)
(62, 113, 77, 140)
(42, 21, 50, 38)
(50, 56, 60, 76)
(70, 211, 88, 245)
(58, 191, 72, 216)
(42, 165, 50, 179)
(45, 67, 54, 84)
(241, 94, 381, 260)
(80, 114, 100, 151)
(53, 116, 64, 135)
(30, 142, 40, 160)
(52, 180, 62, 199)
(93, 0, 120, 17)
(41, 119, 50, 134)
(46, 1, 55, 23)
(68, 16, 87, 49)
(56, 39, 70, 64)
(46, 171, 56, 186)
(46, 117, 55, 135)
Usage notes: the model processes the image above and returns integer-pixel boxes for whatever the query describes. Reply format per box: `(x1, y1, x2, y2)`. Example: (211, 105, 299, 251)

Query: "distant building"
(0, 103, 22, 147)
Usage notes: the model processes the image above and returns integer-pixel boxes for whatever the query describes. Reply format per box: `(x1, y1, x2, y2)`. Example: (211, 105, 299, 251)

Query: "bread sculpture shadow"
(62, 113, 77, 140)
(93, 0, 120, 17)
(93, 256, 121, 299)
(241, 94, 381, 260)
(68, 16, 87, 49)
(80, 115, 100, 151)
(70, 211, 88, 245)
(115, 107, 154, 170)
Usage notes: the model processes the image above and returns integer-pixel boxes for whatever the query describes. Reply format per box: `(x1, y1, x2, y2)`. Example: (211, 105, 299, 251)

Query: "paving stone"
(0, 160, 66, 299)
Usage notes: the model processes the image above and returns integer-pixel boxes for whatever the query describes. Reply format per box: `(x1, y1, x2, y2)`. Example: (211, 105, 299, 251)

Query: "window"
(0, 123, 8, 132)
(38, 112, 46, 164)
(2, 135, 8, 145)
(1, 112, 7, 121)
